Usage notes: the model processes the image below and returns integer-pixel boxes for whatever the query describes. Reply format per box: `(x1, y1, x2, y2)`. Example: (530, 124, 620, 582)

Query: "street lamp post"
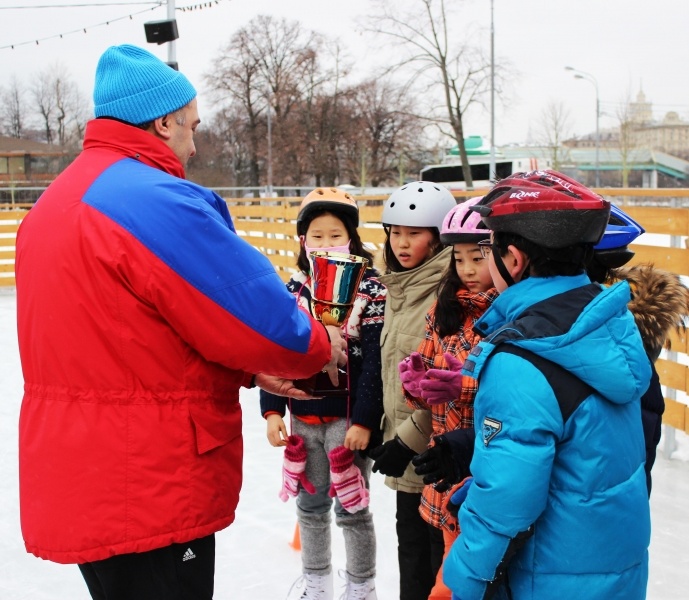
(266, 89, 273, 197)
(489, 0, 496, 181)
(565, 66, 600, 188)
(167, 0, 176, 67)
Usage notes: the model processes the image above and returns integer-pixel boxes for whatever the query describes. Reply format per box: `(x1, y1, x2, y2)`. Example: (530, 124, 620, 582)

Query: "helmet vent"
(382, 181, 455, 228)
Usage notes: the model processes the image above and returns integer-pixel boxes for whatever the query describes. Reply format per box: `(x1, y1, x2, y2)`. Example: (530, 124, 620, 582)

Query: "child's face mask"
(302, 239, 352, 257)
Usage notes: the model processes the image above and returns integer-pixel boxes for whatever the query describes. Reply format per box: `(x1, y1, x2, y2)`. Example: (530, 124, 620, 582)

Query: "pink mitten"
(327, 445, 370, 514)
(420, 352, 464, 405)
(279, 434, 316, 502)
(398, 352, 427, 397)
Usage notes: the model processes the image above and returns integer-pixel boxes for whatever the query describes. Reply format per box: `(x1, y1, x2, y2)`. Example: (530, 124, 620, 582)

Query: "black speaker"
(144, 19, 179, 45)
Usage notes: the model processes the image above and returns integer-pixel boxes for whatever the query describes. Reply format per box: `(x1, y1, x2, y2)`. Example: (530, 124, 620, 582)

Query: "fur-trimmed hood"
(612, 263, 689, 361)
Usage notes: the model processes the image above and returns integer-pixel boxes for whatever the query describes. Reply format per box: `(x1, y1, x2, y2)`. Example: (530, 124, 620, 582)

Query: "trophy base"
(294, 368, 349, 397)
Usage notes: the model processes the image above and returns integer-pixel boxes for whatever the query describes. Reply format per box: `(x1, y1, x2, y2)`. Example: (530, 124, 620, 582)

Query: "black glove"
(412, 435, 458, 493)
(369, 436, 416, 477)
(442, 428, 475, 482)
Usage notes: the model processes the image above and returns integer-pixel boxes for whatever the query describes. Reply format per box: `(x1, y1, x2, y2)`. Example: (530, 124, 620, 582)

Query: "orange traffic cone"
(289, 522, 301, 551)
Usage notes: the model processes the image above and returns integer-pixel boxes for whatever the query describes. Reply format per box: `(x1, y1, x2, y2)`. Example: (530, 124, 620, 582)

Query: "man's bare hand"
(254, 373, 321, 400)
(324, 325, 347, 386)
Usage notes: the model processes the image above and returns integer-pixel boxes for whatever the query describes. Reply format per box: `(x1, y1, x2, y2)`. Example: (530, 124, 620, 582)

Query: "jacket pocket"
(397, 331, 422, 362)
(188, 400, 241, 455)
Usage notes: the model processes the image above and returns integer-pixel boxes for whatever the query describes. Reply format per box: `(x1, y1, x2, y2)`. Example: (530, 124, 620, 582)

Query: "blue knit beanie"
(93, 44, 197, 125)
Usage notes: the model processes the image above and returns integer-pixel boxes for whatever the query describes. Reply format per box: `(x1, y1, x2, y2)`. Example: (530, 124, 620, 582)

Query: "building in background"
(0, 136, 70, 183)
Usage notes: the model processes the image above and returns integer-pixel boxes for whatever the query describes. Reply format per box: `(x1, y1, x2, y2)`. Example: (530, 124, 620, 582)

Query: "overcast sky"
(1, 0, 688, 151)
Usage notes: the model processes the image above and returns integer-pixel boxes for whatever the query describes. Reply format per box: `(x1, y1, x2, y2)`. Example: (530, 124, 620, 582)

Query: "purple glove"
(398, 352, 426, 397)
(419, 353, 464, 405)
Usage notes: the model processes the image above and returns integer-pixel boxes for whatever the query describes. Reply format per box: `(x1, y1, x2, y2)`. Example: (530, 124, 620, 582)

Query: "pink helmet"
(440, 196, 490, 245)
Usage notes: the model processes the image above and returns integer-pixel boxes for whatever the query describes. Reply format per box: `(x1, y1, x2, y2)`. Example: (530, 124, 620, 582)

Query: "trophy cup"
(295, 251, 369, 397)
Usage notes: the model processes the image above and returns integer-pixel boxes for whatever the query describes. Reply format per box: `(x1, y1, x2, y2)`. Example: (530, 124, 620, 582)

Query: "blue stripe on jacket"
(82, 158, 312, 353)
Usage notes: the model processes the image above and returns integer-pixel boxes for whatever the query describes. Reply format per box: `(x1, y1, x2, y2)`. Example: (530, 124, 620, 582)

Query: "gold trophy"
(295, 251, 369, 397)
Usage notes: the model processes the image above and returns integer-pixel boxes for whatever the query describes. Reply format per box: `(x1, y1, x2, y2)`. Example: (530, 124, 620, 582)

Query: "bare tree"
(30, 64, 88, 146)
(0, 76, 27, 138)
(343, 78, 422, 186)
(365, 0, 497, 189)
(205, 27, 266, 189)
(253, 15, 323, 122)
(206, 15, 325, 189)
(534, 100, 572, 172)
(295, 40, 351, 186)
(253, 16, 335, 186)
(32, 70, 56, 144)
(186, 108, 255, 187)
(616, 86, 639, 188)
(205, 14, 426, 188)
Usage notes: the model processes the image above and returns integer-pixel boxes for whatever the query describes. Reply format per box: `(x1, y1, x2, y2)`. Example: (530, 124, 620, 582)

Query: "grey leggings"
(292, 417, 376, 583)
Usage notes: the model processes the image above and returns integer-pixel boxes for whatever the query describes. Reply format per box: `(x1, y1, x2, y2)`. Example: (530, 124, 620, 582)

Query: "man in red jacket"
(15, 44, 345, 600)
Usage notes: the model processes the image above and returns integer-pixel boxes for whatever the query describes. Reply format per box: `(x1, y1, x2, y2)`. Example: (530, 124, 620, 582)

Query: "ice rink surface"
(1, 288, 687, 599)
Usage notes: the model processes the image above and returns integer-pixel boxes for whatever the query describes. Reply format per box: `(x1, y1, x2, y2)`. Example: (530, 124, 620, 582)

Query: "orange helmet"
(297, 187, 359, 235)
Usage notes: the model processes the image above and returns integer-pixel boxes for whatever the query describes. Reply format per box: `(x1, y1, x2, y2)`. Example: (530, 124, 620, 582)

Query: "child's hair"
(586, 256, 615, 285)
(434, 256, 471, 338)
(297, 208, 374, 274)
(433, 197, 492, 337)
(382, 227, 443, 273)
(493, 231, 590, 277)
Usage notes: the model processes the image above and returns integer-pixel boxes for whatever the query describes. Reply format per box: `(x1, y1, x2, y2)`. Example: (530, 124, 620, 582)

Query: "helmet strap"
(493, 249, 516, 288)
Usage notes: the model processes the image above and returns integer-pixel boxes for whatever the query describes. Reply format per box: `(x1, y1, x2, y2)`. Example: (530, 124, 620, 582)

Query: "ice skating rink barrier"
(2, 188, 689, 439)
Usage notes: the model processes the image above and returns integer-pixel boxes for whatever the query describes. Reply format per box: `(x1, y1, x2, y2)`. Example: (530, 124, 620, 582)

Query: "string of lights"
(0, 0, 225, 51)
(0, 2, 161, 9)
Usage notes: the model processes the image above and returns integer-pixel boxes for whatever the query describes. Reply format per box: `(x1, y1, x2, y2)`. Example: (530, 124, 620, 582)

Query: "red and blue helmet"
(470, 170, 611, 249)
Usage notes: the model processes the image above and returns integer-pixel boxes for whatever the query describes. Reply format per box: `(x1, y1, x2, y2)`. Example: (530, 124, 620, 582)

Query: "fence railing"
(3, 189, 689, 440)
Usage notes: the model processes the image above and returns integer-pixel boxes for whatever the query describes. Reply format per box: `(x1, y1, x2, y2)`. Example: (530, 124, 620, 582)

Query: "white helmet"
(382, 181, 457, 228)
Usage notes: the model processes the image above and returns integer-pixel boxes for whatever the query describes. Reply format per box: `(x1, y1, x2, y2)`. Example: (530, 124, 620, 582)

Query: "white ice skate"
(287, 571, 334, 600)
(338, 571, 377, 600)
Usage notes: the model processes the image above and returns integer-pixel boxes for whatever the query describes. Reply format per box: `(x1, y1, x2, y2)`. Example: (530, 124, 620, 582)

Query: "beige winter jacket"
(377, 246, 452, 493)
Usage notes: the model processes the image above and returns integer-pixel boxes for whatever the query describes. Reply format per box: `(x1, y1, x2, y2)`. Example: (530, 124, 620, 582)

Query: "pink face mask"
(302, 240, 352, 257)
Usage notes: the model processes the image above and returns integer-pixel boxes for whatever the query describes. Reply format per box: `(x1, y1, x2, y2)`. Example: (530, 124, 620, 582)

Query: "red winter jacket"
(16, 119, 331, 564)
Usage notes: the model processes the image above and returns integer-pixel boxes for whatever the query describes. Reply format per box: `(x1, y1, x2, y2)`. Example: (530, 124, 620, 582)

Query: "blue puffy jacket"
(444, 274, 651, 600)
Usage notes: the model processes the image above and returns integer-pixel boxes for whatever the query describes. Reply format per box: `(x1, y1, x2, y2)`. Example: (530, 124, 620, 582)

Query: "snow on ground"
(1, 287, 688, 599)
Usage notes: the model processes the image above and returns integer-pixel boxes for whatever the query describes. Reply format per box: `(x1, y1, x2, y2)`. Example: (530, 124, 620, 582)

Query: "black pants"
(78, 534, 215, 600)
(396, 491, 444, 600)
